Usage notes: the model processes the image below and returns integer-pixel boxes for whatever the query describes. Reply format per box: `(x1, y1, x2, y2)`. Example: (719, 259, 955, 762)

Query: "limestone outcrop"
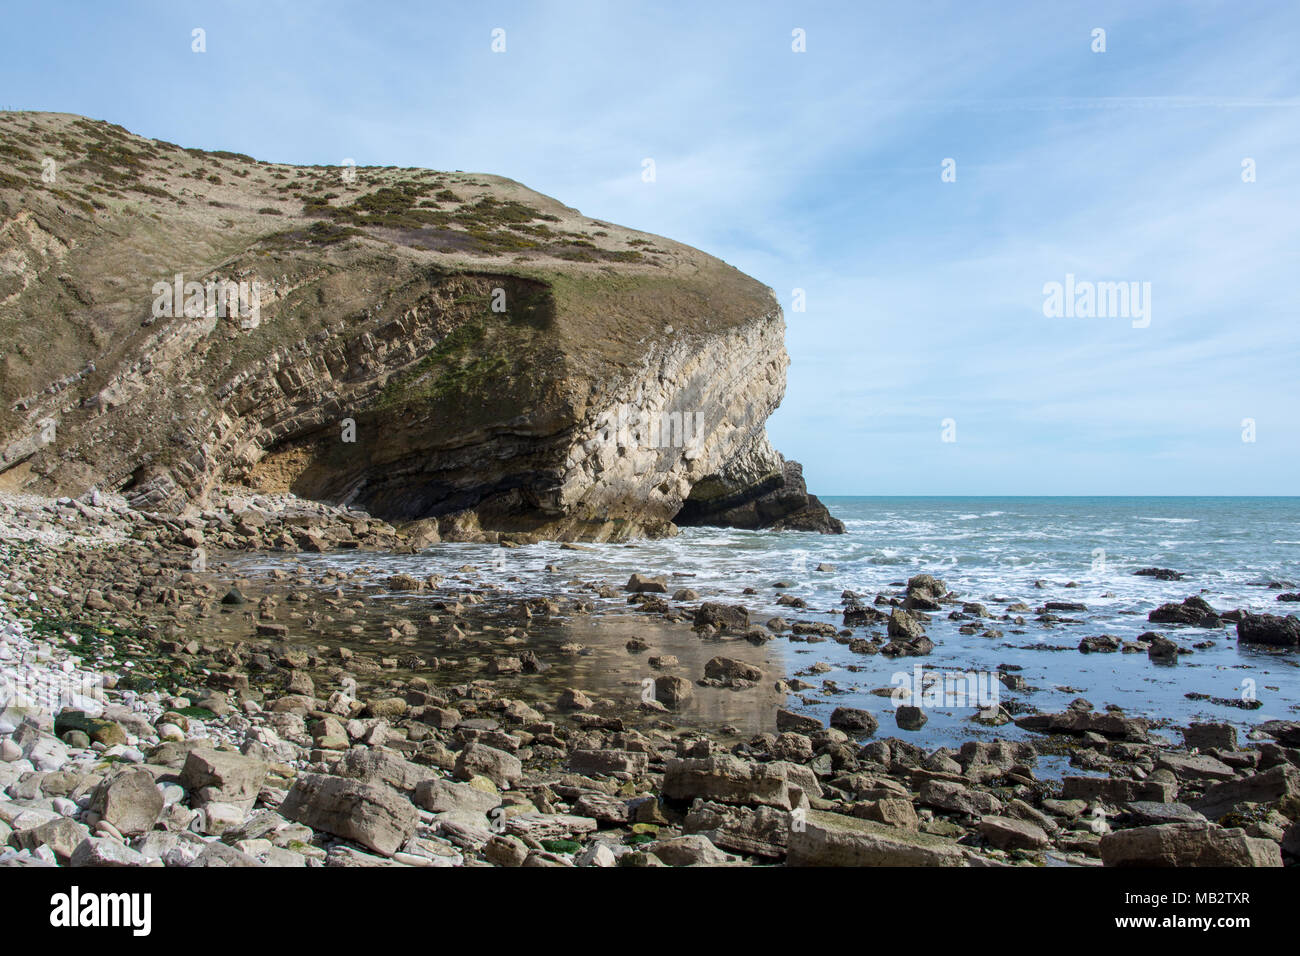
(0, 112, 838, 541)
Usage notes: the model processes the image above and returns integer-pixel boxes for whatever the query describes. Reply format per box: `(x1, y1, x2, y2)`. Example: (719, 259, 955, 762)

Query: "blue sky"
(2, 1, 1297, 494)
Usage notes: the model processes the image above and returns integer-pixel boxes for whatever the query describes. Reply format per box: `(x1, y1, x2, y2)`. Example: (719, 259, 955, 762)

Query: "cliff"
(0, 112, 842, 541)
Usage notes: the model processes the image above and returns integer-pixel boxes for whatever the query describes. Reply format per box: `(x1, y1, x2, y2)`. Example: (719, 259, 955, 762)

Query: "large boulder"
(1015, 710, 1150, 741)
(663, 755, 815, 811)
(918, 779, 1003, 817)
(180, 749, 269, 811)
(829, 707, 878, 735)
(654, 676, 694, 710)
(1099, 822, 1282, 867)
(1147, 596, 1221, 627)
(683, 801, 791, 858)
(453, 743, 522, 789)
(787, 810, 968, 866)
(567, 749, 649, 776)
(625, 573, 668, 593)
(703, 657, 763, 685)
(977, 815, 1050, 851)
(412, 777, 501, 815)
(89, 768, 164, 837)
(1061, 775, 1177, 804)
(674, 459, 845, 534)
(279, 773, 418, 857)
(694, 603, 750, 632)
(881, 609, 933, 657)
(331, 746, 436, 793)
(1190, 766, 1300, 821)
(904, 574, 947, 610)
(1236, 612, 1300, 647)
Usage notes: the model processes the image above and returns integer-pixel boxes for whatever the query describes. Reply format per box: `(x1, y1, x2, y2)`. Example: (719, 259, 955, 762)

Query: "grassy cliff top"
(0, 111, 777, 435)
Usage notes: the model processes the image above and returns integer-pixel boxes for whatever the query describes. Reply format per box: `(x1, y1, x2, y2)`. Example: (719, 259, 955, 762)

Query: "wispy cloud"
(1, 0, 1295, 493)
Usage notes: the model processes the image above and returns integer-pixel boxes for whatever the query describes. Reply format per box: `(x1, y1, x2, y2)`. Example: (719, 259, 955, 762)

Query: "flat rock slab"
(1190, 766, 1300, 820)
(567, 749, 649, 776)
(331, 746, 435, 793)
(977, 815, 1050, 850)
(1099, 822, 1282, 867)
(503, 813, 598, 841)
(788, 810, 969, 866)
(683, 801, 790, 858)
(1121, 802, 1207, 826)
(663, 755, 815, 810)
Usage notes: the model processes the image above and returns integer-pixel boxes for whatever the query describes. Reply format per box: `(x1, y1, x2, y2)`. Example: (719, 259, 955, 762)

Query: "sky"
(1, 1, 1297, 495)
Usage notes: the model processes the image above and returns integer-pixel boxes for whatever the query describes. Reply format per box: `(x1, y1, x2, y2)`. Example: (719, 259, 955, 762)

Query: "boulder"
(651, 834, 739, 866)
(918, 779, 1003, 817)
(89, 768, 164, 836)
(1147, 596, 1221, 627)
(279, 773, 418, 857)
(8, 816, 91, 862)
(1060, 775, 1176, 804)
(654, 676, 694, 710)
(1183, 722, 1238, 752)
(331, 747, 436, 793)
(1099, 822, 1282, 867)
(776, 708, 823, 733)
(829, 707, 878, 735)
(1237, 612, 1300, 647)
(977, 815, 1050, 851)
(703, 657, 763, 685)
(683, 801, 790, 858)
(895, 705, 927, 731)
(567, 749, 649, 776)
(1078, 634, 1120, 653)
(1190, 766, 1300, 820)
(453, 743, 522, 789)
(694, 602, 750, 631)
(625, 573, 668, 593)
(69, 837, 152, 868)
(180, 749, 269, 811)
(413, 777, 501, 815)
(788, 810, 967, 866)
(663, 755, 809, 810)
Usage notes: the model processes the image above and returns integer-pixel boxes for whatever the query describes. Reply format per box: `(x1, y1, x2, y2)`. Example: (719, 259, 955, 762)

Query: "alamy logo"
(595, 408, 704, 453)
(1042, 273, 1151, 328)
(50, 887, 151, 936)
(890, 665, 999, 708)
(151, 273, 262, 328)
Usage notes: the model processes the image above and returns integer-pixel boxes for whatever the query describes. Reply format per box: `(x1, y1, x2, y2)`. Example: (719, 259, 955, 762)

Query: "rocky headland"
(0, 113, 1295, 870)
(0, 111, 840, 541)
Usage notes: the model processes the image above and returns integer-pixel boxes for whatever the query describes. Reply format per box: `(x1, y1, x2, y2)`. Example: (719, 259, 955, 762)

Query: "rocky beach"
(2, 488, 1297, 869)
(0, 111, 1297, 873)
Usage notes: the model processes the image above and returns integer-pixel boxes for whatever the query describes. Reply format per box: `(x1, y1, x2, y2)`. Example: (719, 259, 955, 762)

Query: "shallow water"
(228, 497, 1300, 757)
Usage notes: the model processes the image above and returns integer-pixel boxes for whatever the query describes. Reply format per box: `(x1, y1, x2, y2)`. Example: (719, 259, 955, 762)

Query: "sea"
(236, 496, 1300, 761)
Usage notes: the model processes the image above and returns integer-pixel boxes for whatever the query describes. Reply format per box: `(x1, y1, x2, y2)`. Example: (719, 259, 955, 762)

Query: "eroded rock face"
(0, 112, 840, 542)
(674, 459, 844, 534)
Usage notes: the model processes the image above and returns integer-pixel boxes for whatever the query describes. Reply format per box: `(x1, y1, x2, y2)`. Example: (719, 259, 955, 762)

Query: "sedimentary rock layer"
(0, 112, 837, 540)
